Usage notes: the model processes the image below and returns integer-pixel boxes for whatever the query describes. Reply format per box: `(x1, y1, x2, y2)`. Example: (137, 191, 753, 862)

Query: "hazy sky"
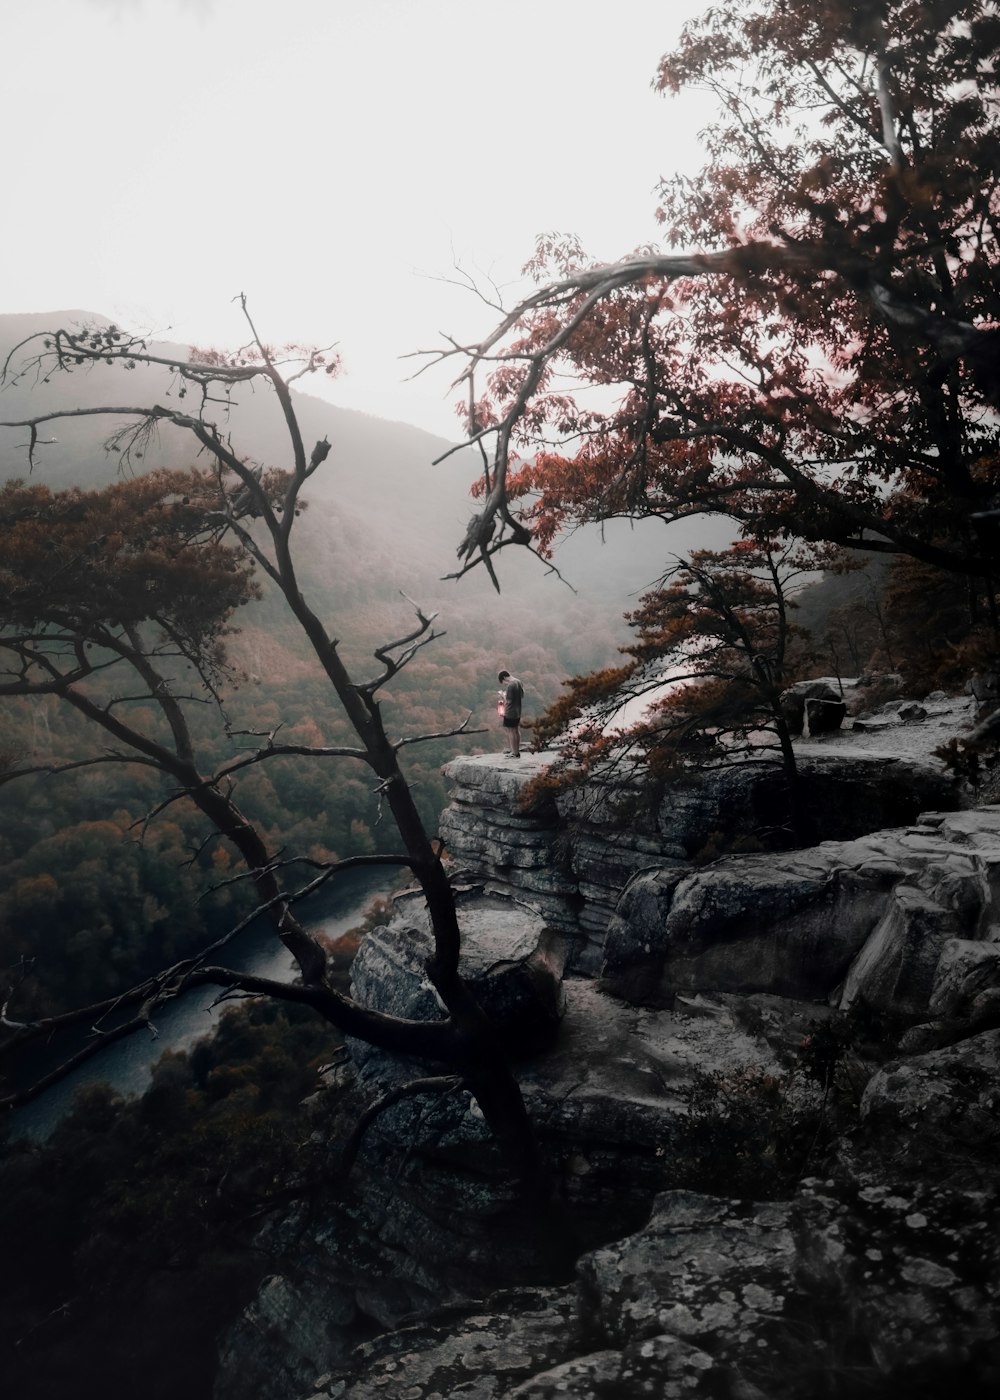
(5, 0, 714, 436)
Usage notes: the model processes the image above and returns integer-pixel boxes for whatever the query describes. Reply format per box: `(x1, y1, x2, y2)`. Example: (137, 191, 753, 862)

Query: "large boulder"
(839, 880, 979, 1017)
(968, 669, 1000, 719)
(930, 939, 1000, 1019)
(603, 809, 1000, 1018)
(603, 850, 896, 1004)
(576, 1182, 1000, 1398)
(579, 1190, 797, 1358)
(779, 678, 842, 735)
(855, 1027, 1000, 1184)
(348, 889, 568, 1074)
(805, 694, 847, 733)
(656, 753, 958, 856)
(304, 1286, 582, 1400)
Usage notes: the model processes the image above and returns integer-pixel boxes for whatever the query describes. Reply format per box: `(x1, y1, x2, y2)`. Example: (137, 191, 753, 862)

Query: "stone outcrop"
(854, 1027, 1000, 1183)
(217, 696, 998, 1400)
(968, 669, 1000, 719)
(930, 938, 1000, 1019)
(220, 962, 1000, 1400)
(302, 1286, 582, 1400)
(646, 750, 957, 852)
(350, 967, 784, 1234)
(440, 751, 959, 973)
(779, 676, 845, 735)
(438, 754, 660, 968)
(216, 980, 789, 1399)
(603, 807, 1000, 1025)
(806, 693, 848, 732)
(347, 888, 567, 1074)
(294, 1024, 1000, 1398)
(304, 1176, 999, 1400)
(604, 849, 893, 1005)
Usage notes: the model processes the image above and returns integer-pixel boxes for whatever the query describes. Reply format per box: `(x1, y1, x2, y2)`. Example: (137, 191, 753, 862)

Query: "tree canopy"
(532, 540, 822, 771)
(433, 0, 1000, 586)
(417, 0, 1000, 793)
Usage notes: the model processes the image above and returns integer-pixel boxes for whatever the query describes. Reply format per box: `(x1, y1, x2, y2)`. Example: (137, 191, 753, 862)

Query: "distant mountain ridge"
(0, 310, 724, 678)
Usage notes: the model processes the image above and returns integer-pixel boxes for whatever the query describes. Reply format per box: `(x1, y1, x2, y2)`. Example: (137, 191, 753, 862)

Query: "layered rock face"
(440, 750, 958, 972)
(438, 753, 669, 967)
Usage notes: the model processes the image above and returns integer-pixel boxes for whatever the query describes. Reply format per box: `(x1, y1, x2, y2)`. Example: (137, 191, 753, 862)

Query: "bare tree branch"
(394, 713, 484, 751)
(338, 1074, 466, 1176)
(0, 304, 543, 1184)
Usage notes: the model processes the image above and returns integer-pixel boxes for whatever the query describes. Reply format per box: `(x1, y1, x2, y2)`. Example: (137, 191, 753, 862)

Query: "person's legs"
(502, 718, 520, 755)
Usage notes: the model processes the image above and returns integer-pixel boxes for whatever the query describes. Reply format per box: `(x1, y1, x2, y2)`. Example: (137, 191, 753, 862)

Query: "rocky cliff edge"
(216, 692, 1000, 1400)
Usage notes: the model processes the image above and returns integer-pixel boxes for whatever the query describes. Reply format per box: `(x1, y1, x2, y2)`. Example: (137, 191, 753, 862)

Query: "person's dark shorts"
(502, 714, 520, 728)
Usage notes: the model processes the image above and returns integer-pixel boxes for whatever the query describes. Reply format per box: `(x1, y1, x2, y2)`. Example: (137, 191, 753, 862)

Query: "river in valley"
(9, 867, 394, 1140)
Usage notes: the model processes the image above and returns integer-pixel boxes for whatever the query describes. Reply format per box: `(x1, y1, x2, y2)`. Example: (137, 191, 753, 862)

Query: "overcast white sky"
(4, 0, 714, 437)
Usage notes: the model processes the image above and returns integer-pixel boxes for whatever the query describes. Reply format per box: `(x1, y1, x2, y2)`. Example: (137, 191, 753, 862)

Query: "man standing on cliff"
(497, 669, 524, 758)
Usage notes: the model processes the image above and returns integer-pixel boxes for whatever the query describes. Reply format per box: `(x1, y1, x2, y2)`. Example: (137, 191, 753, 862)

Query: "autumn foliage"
(528, 542, 820, 821)
(0, 470, 264, 669)
(444, 0, 1000, 774)
(448, 0, 999, 580)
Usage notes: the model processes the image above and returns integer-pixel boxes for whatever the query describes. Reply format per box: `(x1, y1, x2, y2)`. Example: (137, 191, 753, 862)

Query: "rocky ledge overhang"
(439, 743, 961, 974)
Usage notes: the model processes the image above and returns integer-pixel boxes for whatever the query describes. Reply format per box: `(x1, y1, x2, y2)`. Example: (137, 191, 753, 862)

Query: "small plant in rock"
(935, 734, 1000, 796)
(661, 1063, 835, 1201)
(797, 1012, 886, 1114)
(798, 1020, 848, 1092)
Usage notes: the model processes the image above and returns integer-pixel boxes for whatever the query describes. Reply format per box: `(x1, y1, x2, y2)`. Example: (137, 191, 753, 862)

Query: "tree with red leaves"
(529, 539, 827, 841)
(433, 0, 1000, 592)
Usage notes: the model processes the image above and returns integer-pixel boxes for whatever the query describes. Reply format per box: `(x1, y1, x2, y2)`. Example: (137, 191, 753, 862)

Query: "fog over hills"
(0, 310, 727, 684)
